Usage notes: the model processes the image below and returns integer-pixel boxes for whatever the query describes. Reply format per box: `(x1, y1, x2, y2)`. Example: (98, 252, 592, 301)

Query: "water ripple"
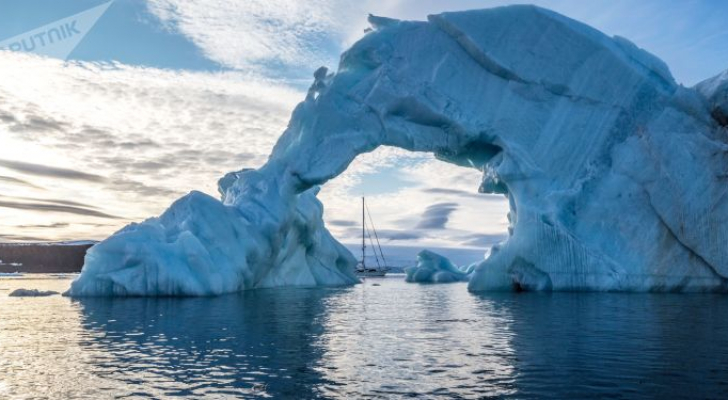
(1, 276, 728, 398)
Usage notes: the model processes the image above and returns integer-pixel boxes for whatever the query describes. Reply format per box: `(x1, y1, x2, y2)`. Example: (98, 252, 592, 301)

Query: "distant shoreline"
(0, 241, 489, 274)
(0, 241, 96, 273)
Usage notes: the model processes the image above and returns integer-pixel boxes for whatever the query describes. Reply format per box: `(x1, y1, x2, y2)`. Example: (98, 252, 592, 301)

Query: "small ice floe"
(9, 289, 59, 297)
(0, 272, 23, 277)
(0, 259, 23, 267)
(405, 250, 474, 284)
(48, 273, 79, 279)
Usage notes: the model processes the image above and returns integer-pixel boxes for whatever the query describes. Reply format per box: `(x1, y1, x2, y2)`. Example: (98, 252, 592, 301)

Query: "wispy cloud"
(377, 229, 423, 242)
(0, 175, 43, 189)
(0, 199, 120, 219)
(0, 22, 512, 246)
(456, 233, 508, 247)
(15, 222, 70, 229)
(145, 0, 365, 80)
(320, 149, 510, 248)
(0, 50, 303, 240)
(327, 219, 359, 227)
(143, 0, 728, 85)
(416, 202, 459, 230)
(0, 194, 102, 209)
(0, 159, 106, 182)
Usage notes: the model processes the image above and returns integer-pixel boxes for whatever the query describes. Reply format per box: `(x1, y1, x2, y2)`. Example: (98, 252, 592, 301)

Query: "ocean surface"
(1, 274, 728, 399)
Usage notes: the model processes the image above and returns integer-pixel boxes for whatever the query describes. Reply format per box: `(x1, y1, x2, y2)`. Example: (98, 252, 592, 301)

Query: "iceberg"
(67, 5, 728, 296)
(9, 289, 59, 297)
(67, 185, 358, 296)
(695, 68, 728, 127)
(405, 250, 475, 283)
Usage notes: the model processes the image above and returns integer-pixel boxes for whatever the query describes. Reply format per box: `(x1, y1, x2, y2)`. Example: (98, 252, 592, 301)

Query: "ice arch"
(67, 5, 728, 296)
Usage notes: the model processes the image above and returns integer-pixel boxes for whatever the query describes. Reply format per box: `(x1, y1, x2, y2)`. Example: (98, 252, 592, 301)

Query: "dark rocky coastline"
(0, 242, 95, 273)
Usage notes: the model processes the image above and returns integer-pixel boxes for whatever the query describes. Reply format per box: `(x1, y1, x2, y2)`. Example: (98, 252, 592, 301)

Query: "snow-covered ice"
(405, 250, 474, 283)
(67, 5, 728, 296)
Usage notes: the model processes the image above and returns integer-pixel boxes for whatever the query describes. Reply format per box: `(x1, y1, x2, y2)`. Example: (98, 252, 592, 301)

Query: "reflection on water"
(315, 279, 517, 398)
(2, 275, 728, 399)
(499, 293, 728, 399)
(76, 287, 340, 398)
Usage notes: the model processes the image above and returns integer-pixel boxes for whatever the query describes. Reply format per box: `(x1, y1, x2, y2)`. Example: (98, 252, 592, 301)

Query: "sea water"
(1, 274, 727, 399)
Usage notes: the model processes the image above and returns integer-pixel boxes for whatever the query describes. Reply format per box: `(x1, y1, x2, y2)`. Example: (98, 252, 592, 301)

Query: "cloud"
(0, 51, 304, 240)
(0, 199, 120, 219)
(0, 233, 53, 242)
(0, 175, 43, 189)
(318, 148, 510, 248)
(145, 0, 364, 80)
(15, 222, 70, 229)
(0, 194, 101, 210)
(337, 226, 422, 242)
(108, 178, 181, 198)
(0, 110, 17, 123)
(8, 115, 70, 133)
(0, 5, 515, 244)
(420, 187, 475, 196)
(327, 219, 359, 227)
(457, 233, 508, 247)
(416, 202, 459, 230)
(0, 159, 106, 182)
(4, 0, 721, 247)
(420, 187, 508, 203)
(378, 229, 423, 241)
(142, 0, 728, 86)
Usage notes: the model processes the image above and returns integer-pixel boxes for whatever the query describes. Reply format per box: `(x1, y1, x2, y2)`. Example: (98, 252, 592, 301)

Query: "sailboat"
(355, 197, 390, 277)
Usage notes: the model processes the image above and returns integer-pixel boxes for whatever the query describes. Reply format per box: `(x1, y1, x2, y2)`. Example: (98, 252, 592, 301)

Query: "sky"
(0, 0, 727, 248)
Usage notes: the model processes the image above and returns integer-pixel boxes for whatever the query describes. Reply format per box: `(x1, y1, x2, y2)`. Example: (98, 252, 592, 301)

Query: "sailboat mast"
(361, 196, 366, 268)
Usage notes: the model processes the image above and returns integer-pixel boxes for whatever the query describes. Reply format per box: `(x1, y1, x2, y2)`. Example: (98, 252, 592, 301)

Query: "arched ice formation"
(67, 5, 728, 296)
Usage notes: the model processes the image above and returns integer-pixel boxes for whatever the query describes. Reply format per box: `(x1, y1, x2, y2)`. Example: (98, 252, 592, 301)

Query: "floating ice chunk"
(10, 289, 59, 297)
(405, 250, 474, 283)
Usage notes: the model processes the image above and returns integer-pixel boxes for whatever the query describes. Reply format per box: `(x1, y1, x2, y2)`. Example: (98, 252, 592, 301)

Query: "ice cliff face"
(67, 5, 728, 296)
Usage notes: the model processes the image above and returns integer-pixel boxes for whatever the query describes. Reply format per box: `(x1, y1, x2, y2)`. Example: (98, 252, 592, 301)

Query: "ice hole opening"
(317, 145, 510, 273)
